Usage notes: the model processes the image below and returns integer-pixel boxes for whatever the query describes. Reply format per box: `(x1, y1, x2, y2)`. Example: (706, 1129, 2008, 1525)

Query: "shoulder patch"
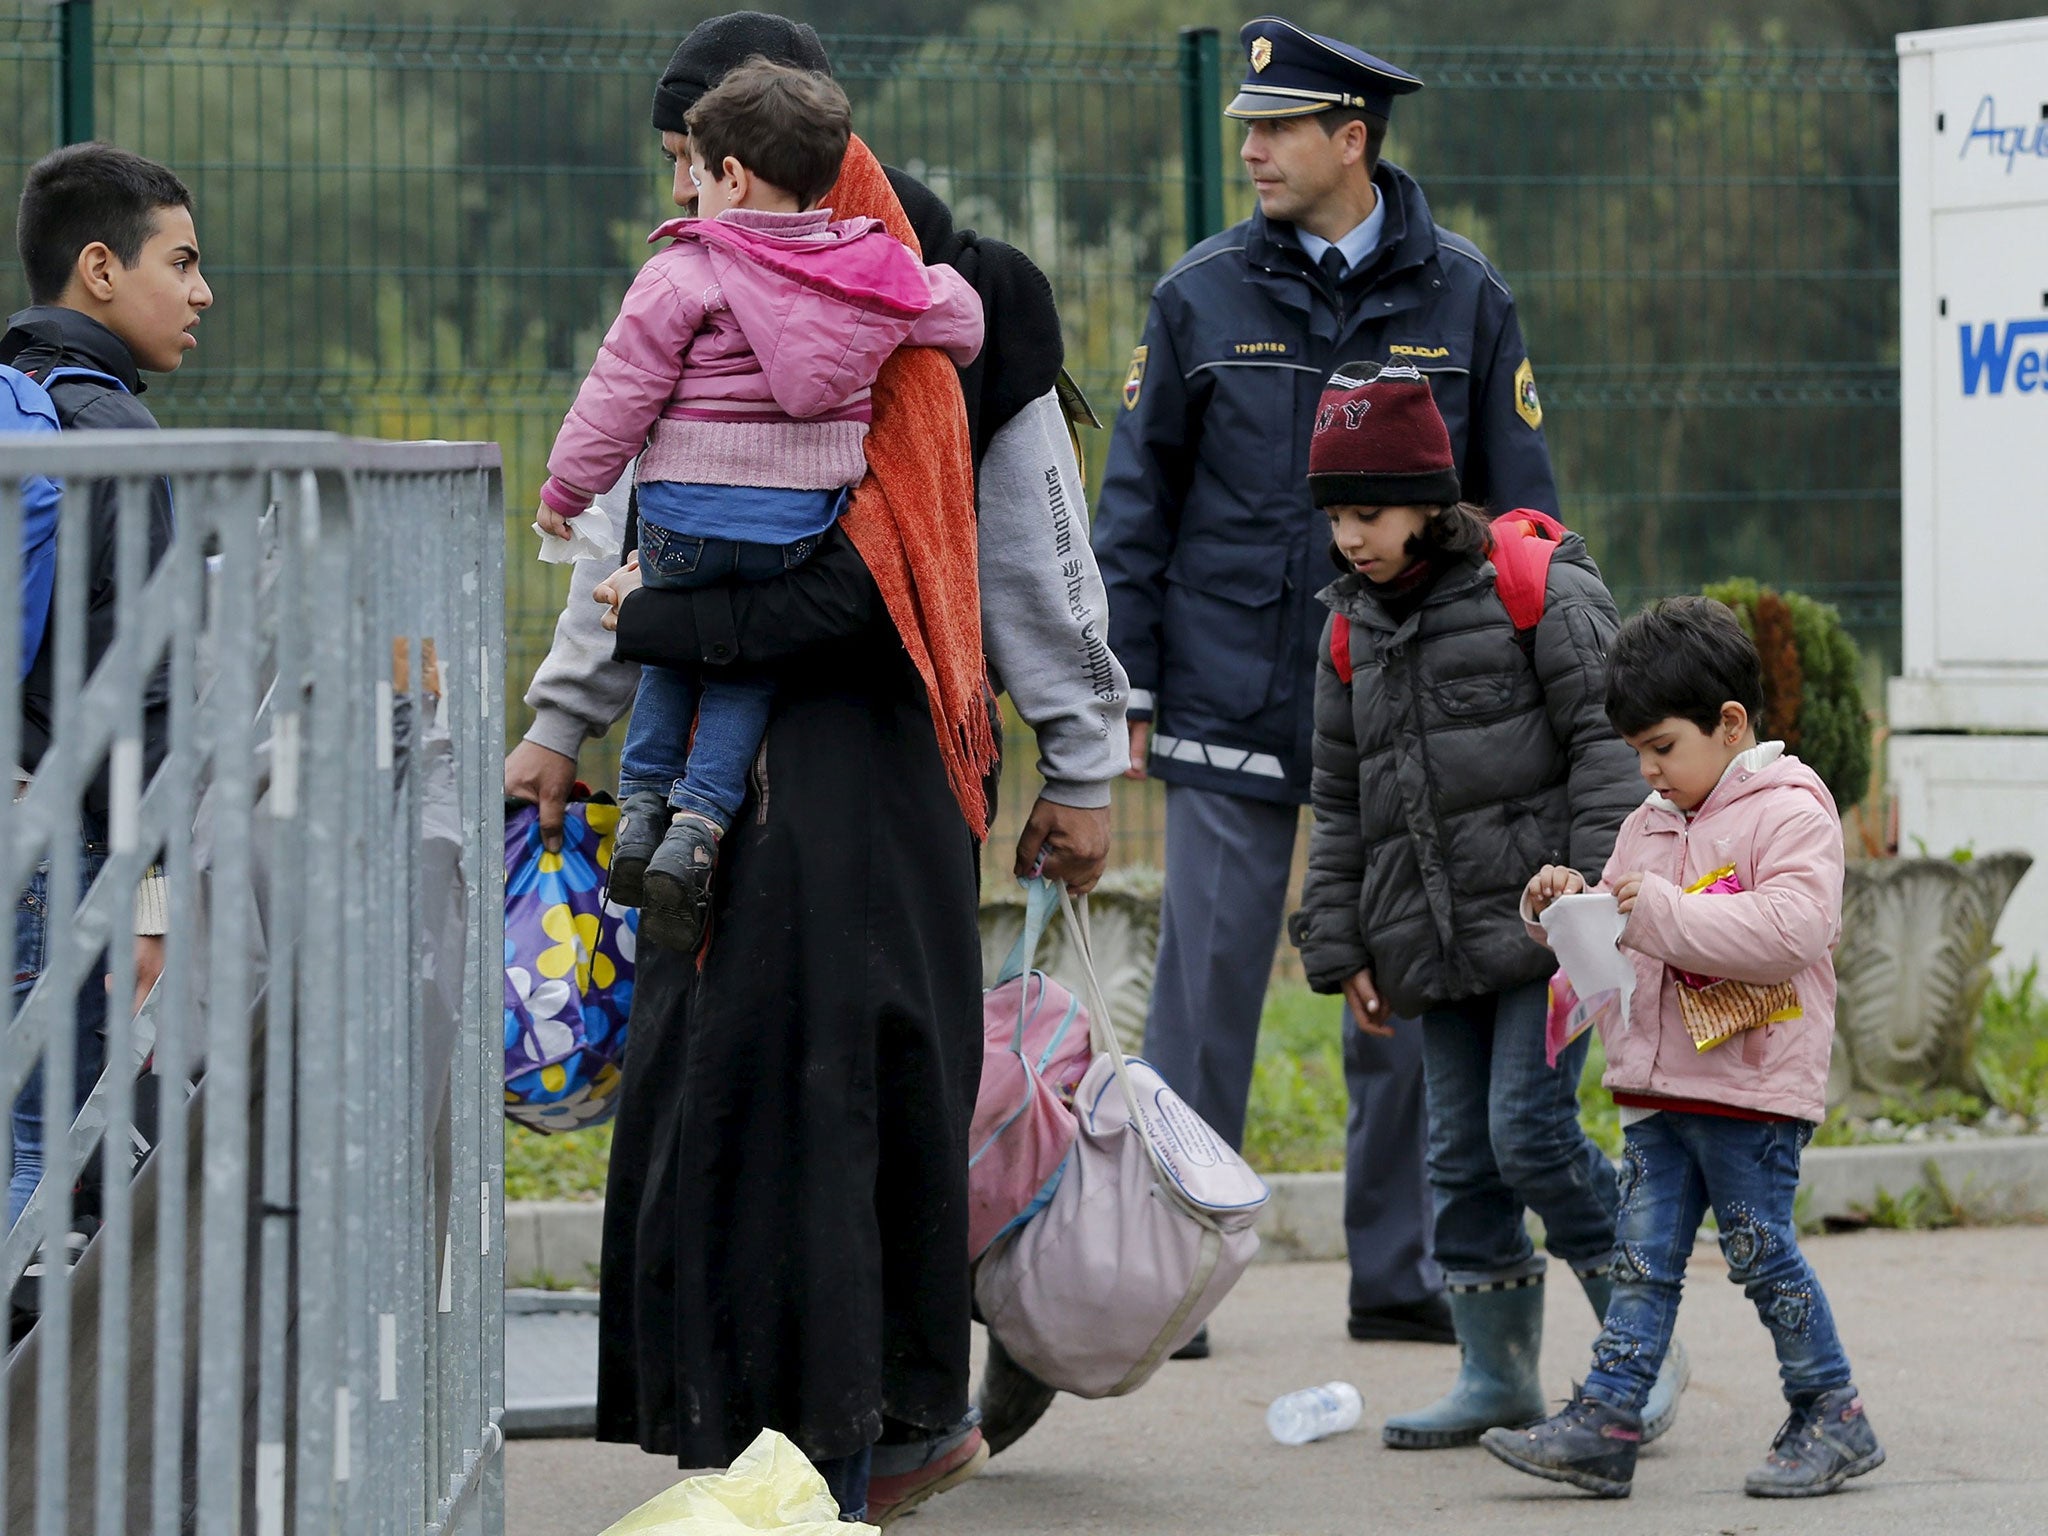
(1514, 357, 1542, 429)
(1124, 345, 1148, 411)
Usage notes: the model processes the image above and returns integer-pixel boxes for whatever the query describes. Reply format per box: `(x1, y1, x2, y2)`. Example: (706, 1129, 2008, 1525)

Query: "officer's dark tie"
(1318, 245, 1348, 294)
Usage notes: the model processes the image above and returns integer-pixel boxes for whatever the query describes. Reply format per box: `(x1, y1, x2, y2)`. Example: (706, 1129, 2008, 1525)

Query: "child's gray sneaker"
(1744, 1386, 1884, 1498)
(1480, 1391, 1641, 1498)
(640, 813, 720, 952)
(607, 791, 669, 908)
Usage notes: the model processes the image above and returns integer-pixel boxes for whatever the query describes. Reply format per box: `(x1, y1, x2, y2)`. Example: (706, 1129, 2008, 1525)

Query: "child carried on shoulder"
(536, 59, 983, 951)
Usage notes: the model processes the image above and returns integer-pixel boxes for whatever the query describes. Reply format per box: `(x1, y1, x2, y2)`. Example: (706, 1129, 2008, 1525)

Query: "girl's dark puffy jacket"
(1288, 536, 1641, 1018)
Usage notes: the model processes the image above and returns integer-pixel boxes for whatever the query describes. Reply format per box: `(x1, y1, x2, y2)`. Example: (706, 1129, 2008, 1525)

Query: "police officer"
(1093, 16, 1559, 1351)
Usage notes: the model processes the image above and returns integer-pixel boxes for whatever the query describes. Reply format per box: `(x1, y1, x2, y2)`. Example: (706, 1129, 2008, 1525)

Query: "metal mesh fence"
(0, 9, 1902, 875)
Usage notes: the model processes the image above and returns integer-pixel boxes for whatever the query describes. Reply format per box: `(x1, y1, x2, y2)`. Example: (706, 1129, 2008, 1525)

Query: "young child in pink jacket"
(535, 60, 982, 952)
(1485, 597, 1882, 1501)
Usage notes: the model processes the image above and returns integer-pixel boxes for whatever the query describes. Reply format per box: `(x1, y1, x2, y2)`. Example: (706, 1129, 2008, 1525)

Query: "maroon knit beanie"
(1307, 360, 1460, 508)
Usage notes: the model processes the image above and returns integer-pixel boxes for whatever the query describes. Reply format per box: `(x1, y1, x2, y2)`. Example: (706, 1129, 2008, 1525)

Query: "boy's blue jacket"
(1, 306, 173, 816)
(1092, 162, 1559, 804)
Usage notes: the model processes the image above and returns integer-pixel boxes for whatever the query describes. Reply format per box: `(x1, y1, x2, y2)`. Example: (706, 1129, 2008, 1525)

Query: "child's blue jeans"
(617, 526, 817, 831)
(10, 819, 110, 1227)
(1582, 1111, 1853, 1413)
(1419, 977, 1620, 1288)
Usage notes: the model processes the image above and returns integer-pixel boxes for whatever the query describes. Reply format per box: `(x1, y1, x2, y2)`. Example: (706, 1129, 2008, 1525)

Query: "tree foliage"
(1705, 577, 1872, 809)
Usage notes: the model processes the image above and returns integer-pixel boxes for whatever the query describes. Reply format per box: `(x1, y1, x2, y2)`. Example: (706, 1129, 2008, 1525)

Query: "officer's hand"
(505, 739, 579, 853)
(1344, 969, 1393, 1037)
(1124, 720, 1150, 780)
(1015, 798, 1112, 896)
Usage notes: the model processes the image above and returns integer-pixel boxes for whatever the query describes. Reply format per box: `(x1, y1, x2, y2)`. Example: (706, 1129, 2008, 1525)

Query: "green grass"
(504, 1119, 612, 1203)
(1239, 986, 1625, 1172)
(1977, 964, 2048, 1121)
(1241, 989, 1350, 1173)
(502, 968, 2048, 1197)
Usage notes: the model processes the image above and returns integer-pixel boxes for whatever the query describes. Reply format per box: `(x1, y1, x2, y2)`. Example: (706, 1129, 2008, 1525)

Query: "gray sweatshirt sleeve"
(976, 391, 1131, 808)
(520, 467, 642, 759)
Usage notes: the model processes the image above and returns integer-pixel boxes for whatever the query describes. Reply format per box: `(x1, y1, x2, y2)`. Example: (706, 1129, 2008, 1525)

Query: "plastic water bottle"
(1266, 1381, 1363, 1445)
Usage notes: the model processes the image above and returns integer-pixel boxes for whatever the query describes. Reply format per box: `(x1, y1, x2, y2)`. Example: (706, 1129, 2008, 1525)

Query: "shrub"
(1702, 578, 1871, 808)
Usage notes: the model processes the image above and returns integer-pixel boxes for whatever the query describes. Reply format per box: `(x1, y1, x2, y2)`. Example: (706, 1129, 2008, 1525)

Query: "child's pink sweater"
(541, 207, 984, 517)
(1529, 744, 1844, 1122)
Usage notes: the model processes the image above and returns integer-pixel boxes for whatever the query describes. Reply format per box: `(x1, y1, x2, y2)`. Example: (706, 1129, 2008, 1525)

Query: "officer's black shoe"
(607, 791, 670, 909)
(977, 1335, 1059, 1456)
(1349, 1293, 1457, 1344)
(639, 813, 721, 953)
(1481, 1391, 1641, 1499)
(1169, 1325, 1210, 1360)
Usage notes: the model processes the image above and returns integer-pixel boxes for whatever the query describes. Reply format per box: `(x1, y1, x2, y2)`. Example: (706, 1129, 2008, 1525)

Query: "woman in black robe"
(594, 527, 984, 1501)
(589, 23, 1068, 1512)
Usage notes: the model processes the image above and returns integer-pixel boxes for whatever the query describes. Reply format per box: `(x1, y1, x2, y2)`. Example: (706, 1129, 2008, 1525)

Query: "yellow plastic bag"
(598, 1429, 878, 1535)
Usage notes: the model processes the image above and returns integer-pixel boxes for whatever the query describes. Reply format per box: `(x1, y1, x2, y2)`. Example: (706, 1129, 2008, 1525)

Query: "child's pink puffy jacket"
(1536, 745, 1844, 1122)
(541, 206, 984, 516)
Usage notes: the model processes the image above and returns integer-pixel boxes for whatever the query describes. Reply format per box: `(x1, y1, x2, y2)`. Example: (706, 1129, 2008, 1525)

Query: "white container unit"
(1892, 18, 2048, 967)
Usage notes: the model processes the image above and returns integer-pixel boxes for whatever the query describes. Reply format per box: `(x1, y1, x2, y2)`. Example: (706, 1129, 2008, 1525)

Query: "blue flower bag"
(503, 799, 637, 1133)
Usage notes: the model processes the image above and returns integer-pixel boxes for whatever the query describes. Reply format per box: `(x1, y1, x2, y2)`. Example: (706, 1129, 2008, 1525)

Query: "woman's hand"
(1343, 968, 1393, 1037)
(1612, 873, 1647, 915)
(1525, 864, 1586, 918)
(593, 553, 642, 632)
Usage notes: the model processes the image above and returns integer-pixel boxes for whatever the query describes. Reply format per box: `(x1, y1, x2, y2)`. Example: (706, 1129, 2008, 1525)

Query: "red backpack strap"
(1329, 614, 1355, 685)
(1487, 509, 1566, 635)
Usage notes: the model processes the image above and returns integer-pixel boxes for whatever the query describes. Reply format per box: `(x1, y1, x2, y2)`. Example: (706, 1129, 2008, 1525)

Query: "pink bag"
(968, 880, 1095, 1259)
(974, 888, 1269, 1398)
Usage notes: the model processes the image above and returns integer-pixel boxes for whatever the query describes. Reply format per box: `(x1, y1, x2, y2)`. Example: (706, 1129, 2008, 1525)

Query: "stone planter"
(1832, 851, 2033, 1115)
(978, 869, 1161, 1052)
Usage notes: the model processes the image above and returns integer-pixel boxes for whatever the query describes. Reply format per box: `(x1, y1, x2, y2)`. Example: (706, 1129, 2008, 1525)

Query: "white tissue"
(1540, 892, 1636, 1032)
(535, 502, 616, 565)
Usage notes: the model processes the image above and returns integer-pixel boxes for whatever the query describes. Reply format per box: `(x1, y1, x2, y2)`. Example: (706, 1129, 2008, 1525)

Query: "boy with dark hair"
(3, 141, 211, 1246)
(1496, 595, 1881, 1500)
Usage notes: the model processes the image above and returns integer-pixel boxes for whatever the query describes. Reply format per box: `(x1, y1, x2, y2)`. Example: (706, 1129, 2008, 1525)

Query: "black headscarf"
(651, 12, 830, 131)
(886, 169, 1066, 468)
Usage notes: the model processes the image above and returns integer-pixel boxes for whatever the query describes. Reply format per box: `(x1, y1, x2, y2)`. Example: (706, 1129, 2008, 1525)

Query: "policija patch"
(1514, 357, 1543, 429)
(1124, 345, 1148, 410)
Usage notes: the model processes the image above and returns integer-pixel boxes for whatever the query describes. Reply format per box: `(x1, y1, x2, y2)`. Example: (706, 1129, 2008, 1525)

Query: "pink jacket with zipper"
(540, 206, 984, 517)
(1534, 745, 1844, 1122)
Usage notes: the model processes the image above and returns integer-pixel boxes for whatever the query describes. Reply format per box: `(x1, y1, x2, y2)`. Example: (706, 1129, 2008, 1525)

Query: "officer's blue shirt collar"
(1291, 190, 1387, 280)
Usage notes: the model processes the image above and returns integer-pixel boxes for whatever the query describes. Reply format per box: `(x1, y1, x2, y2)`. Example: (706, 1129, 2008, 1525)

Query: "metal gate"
(0, 432, 505, 1535)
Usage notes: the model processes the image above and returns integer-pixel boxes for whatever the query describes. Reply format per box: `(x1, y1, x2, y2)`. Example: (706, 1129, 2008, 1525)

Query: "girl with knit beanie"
(537, 58, 982, 953)
(1287, 361, 1688, 1451)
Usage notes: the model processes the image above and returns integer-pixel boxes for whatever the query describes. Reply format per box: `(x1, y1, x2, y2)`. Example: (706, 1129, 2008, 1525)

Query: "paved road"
(506, 1225, 2048, 1535)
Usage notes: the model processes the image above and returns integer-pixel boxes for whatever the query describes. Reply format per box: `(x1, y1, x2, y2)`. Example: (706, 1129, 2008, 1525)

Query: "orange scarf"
(828, 138, 994, 837)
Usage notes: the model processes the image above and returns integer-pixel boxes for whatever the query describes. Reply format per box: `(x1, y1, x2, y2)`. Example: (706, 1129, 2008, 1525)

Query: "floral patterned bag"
(503, 798, 638, 1133)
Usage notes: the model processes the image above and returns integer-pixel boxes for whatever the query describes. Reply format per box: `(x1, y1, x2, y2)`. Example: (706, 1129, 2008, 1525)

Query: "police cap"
(1224, 17, 1424, 122)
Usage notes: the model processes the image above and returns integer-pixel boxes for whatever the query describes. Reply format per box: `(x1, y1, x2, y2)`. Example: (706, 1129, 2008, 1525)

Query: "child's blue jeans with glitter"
(1582, 1111, 1853, 1412)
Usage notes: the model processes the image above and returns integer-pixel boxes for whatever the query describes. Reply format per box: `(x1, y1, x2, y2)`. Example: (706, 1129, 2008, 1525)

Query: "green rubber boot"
(1580, 1271, 1689, 1447)
(1382, 1278, 1547, 1449)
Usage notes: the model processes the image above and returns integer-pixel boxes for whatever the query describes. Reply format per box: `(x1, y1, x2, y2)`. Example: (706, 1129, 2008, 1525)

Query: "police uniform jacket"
(1093, 161, 1558, 804)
